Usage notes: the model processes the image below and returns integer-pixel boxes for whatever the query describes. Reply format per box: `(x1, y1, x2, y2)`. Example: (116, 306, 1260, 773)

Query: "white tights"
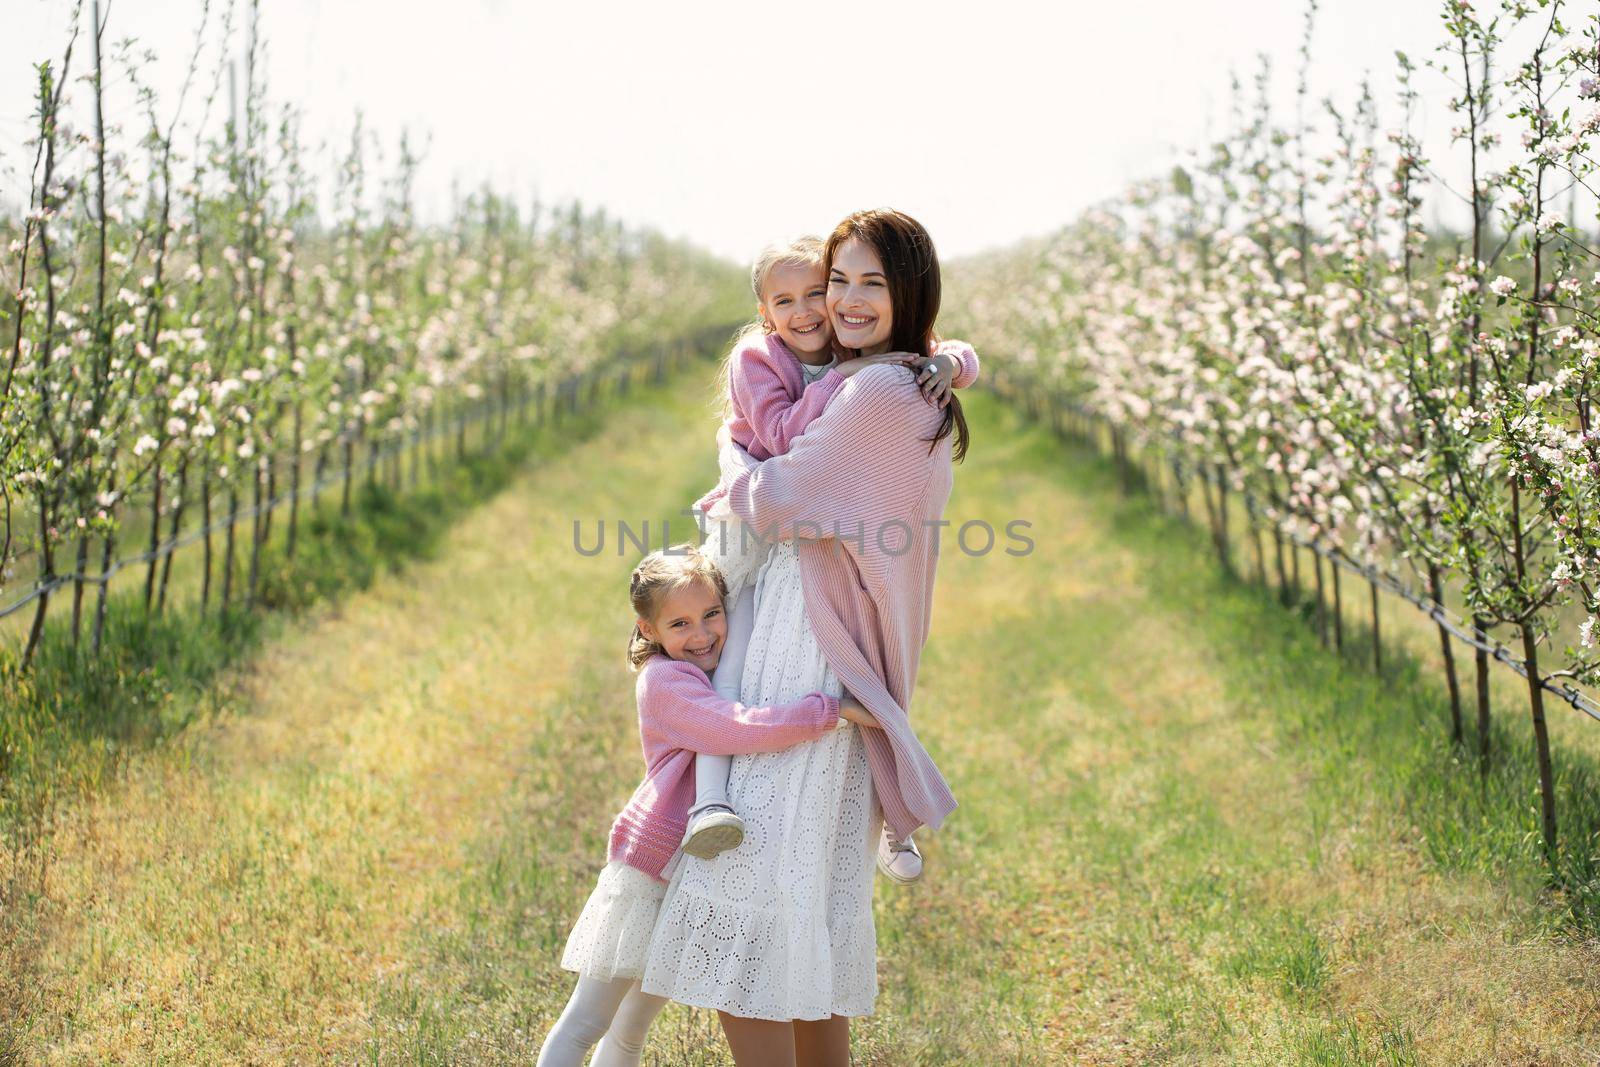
(536, 975, 668, 1067)
(690, 580, 757, 818)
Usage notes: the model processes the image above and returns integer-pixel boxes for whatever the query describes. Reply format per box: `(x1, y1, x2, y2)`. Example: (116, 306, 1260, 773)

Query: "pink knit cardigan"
(722, 360, 974, 840)
(695, 332, 980, 517)
(607, 654, 840, 881)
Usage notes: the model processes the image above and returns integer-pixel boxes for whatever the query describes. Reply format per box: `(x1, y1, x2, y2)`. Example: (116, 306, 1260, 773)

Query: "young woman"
(686, 234, 977, 876)
(640, 208, 970, 1066)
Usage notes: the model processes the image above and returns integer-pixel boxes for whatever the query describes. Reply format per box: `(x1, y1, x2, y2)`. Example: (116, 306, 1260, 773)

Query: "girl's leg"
(590, 981, 669, 1067)
(718, 1012, 798, 1067)
(691, 580, 758, 818)
(793, 1015, 851, 1067)
(691, 751, 734, 817)
(685, 581, 757, 858)
(709, 581, 757, 706)
(536, 974, 635, 1067)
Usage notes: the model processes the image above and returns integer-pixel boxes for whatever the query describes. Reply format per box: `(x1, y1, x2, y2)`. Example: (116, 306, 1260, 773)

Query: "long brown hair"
(824, 208, 969, 463)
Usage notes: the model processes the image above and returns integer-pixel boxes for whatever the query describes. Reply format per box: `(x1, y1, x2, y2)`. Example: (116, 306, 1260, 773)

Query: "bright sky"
(3, 0, 1460, 263)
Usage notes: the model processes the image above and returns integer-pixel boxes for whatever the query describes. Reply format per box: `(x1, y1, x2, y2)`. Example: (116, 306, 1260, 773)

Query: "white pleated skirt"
(560, 860, 671, 983)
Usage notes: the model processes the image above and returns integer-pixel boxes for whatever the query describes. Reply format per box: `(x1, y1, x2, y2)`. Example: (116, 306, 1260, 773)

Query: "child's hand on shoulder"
(912, 350, 959, 407)
(837, 352, 956, 408)
(834, 352, 920, 380)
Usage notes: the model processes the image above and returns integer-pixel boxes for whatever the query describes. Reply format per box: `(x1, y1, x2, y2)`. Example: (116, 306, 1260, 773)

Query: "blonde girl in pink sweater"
(536, 545, 877, 1067)
(686, 236, 979, 880)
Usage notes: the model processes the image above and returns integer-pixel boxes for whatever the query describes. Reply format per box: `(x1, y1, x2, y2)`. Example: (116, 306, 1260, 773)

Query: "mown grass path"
(8, 364, 1600, 1064)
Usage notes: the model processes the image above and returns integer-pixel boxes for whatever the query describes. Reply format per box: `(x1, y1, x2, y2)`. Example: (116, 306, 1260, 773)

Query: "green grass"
(1071, 417, 1600, 934)
(0, 370, 647, 878)
(360, 383, 1600, 1063)
(5, 371, 1599, 1063)
(0, 356, 689, 1058)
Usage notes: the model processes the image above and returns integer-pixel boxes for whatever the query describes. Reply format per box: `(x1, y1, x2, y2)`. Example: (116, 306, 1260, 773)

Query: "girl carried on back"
(685, 235, 980, 883)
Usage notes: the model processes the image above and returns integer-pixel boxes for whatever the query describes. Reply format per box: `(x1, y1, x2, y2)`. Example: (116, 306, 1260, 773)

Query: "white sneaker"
(876, 826, 923, 884)
(683, 805, 744, 859)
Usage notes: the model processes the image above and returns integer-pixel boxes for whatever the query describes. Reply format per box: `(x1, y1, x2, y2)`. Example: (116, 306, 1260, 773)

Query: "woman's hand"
(837, 694, 882, 730)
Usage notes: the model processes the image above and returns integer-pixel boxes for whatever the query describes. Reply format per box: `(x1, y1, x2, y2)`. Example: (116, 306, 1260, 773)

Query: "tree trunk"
(1251, 520, 1266, 586)
(158, 458, 187, 615)
(246, 459, 263, 609)
(1199, 469, 1220, 559)
(23, 497, 52, 666)
(1474, 614, 1493, 765)
(288, 404, 302, 560)
(91, 534, 113, 653)
(1331, 556, 1344, 653)
(1519, 621, 1559, 857)
(144, 460, 164, 611)
(1313, 551, 1327, 647)
(200, 460, 214, 613)
(1214, 466, 1232, 574)
(341, 432, 354, 518)
(91, 471, 117, 652)
(221, 482, 238, 612)
(1273, 526, 1289, 607)
(70, 531, 89, 646)
(261, 451, 276, 546)
(1368, 578, 1381, 674)
(1428, 562, 1462, 742)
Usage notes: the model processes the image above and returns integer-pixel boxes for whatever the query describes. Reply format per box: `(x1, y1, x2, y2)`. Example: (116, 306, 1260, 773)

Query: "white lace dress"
(640, 538, 881, 1021)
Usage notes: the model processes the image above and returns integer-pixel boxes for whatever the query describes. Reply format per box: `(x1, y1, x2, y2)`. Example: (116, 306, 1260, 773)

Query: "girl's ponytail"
(626, 620, 658, 671)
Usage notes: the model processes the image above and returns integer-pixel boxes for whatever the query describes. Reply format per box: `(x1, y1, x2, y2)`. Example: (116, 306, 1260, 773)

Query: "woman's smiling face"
(759, 262, 832, 357)
(827, 238, 893, 356)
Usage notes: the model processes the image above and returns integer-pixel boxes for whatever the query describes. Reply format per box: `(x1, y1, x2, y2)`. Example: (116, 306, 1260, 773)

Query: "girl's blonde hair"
(627, 542, 729, 670)
(749, 234, 825, 309)
(714, 235, 827, 425)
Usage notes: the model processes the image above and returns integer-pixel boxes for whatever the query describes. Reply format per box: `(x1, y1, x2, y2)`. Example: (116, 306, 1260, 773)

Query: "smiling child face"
(638, 579, 728, 674)
(759, 262, 833, 358)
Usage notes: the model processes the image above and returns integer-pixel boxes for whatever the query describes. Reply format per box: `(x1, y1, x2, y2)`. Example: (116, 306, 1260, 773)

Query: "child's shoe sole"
(683, 813, 745, 859)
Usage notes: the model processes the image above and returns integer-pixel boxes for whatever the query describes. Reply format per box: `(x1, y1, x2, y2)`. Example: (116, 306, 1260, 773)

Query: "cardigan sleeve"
(934, 338, 981, 390)
(725, 366, 940, 545)
(639, 660, 840, 756)
(729, 336, 847, 458)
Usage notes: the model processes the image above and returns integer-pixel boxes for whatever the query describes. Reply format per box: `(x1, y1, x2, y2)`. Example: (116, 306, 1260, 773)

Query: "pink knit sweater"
(722, 362, 970, 840)
(694, 333, 980, 517)
(607, 654, 840, 881)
